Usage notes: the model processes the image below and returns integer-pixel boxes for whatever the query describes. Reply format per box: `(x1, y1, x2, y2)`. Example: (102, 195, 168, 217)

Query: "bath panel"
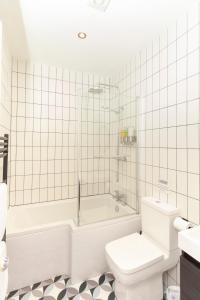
(7, 225, 70, 292)
(6, 195, 139, 291)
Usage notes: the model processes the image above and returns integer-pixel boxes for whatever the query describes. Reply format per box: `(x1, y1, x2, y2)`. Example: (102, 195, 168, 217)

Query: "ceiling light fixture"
(77, 32, 87, 39)
(88, 0, 111, 12)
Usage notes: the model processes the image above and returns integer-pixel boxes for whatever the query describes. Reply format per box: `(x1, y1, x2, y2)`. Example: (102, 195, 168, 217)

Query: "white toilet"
(105, 197, 180, 300)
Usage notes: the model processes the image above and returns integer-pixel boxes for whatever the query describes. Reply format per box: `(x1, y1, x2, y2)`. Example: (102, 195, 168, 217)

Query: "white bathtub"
(7, 194, 141, 291)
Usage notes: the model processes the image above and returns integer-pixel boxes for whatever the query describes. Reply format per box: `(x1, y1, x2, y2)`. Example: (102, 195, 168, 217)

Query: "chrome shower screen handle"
(77, 177, 81, 226)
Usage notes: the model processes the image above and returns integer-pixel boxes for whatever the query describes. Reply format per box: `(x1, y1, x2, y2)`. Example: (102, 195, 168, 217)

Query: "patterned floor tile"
(73, 290, 93, 300)
(7, 273, 116, 300)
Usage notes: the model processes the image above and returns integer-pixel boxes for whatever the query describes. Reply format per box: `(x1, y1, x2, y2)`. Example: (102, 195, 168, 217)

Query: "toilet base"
(114, 273, 163, 300)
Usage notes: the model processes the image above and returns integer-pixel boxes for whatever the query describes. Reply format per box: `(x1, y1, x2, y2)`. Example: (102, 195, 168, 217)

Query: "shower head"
(88, 83, 119, 95)
(101, 106, 123, 114)
(87, 82, 119, 97)
(88, 87, 104, 94)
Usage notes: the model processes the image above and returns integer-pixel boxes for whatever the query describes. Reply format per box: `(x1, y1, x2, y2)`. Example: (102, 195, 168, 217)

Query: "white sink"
(178, 226, 200, 262)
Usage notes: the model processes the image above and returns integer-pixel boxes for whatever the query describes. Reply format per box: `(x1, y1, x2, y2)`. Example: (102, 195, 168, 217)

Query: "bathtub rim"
(8, 194, 114, 210)
(7, 194, 138, 237)
(7, 212, 140, 238)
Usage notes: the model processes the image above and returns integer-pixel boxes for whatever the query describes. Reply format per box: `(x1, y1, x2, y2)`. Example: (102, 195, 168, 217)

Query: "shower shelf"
(93, 156, 110, 159)
(120, 136, 137, 146)
(112, 156, 127, 162)
(94, 156, 127, 162)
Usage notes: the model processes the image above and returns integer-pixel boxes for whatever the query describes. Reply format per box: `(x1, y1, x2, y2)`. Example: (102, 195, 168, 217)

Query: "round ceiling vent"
(88, 0, 111, 12)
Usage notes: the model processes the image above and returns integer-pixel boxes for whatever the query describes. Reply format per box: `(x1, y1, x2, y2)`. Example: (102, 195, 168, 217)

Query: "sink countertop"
(178, 226, 200, 262)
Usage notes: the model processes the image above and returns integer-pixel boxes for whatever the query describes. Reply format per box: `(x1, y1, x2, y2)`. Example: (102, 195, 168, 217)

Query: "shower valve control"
(0, 256, 9, 272)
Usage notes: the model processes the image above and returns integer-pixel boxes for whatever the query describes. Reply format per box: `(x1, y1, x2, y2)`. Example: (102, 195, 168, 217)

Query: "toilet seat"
(105, 233, 164, 274)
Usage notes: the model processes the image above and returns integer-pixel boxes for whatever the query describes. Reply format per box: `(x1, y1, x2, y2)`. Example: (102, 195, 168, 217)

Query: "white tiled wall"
(137, 3, 200, 225)
(9, 60, 110, 205)
(111, 0, 200, 289)
(0, 23, 12, 184)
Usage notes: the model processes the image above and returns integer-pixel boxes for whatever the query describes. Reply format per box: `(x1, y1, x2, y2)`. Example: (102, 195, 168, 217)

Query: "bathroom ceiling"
(0, 0, 198, 75)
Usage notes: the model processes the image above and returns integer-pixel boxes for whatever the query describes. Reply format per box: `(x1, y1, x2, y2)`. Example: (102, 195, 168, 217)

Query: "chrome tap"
(112, 190, 127, 206)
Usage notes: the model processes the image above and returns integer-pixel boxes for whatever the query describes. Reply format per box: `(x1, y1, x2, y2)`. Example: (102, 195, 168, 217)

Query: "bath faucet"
(112, 190, 127, 205)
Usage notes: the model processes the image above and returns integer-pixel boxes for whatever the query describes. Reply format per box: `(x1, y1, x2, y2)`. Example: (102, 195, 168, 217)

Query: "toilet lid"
(106, 233, 164, 274)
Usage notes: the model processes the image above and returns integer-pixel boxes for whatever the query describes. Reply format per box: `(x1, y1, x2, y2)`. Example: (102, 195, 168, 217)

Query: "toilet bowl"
(105, 197, 180, 300)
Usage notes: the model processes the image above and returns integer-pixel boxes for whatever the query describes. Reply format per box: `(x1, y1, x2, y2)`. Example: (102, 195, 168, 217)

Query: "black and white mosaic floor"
(7, 273, 116, 300)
